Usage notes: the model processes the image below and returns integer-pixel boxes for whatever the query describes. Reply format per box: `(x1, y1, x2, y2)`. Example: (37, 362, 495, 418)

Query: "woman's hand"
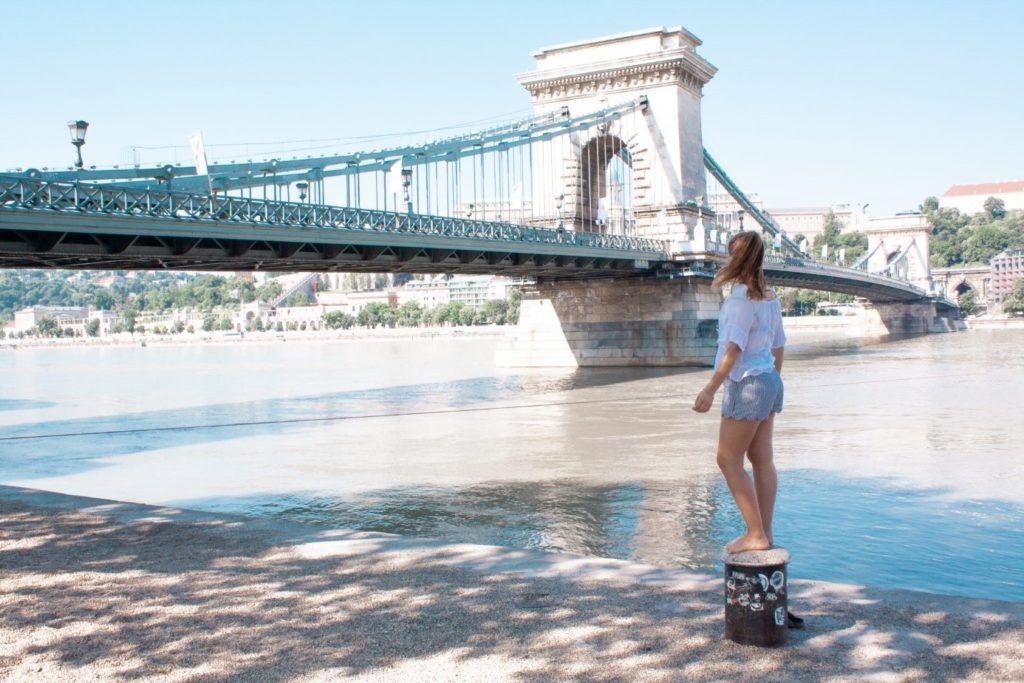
(692, 386, 715, 413)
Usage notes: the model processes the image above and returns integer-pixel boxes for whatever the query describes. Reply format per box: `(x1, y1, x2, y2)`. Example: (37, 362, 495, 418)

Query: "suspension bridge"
(0, 26, 958, 365)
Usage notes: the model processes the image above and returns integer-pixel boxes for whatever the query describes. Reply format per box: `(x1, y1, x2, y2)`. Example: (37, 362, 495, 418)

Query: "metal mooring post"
(723, 547, 790, 647)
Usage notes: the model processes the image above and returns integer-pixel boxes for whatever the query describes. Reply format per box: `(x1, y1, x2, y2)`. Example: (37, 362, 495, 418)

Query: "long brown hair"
(713, 231, 769, 300)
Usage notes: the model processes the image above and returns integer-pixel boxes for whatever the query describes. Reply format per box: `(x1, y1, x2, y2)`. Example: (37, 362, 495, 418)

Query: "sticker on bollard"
(722, 547, 790, 647)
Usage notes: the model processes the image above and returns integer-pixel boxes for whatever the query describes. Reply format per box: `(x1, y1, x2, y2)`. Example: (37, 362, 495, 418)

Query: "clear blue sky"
(2, 0, 1021, 214)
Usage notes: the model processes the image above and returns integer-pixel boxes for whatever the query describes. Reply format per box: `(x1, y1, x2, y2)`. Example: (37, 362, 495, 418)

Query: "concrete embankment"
(966, 317, 1024, 331)
(2, 485, 1021, 682)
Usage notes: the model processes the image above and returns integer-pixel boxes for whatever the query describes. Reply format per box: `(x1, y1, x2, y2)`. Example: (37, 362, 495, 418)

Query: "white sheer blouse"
(714, 283, 787, 381)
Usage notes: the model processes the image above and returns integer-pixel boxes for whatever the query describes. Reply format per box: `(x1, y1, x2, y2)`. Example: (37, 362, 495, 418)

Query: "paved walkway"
(1, 485, 1021, 682)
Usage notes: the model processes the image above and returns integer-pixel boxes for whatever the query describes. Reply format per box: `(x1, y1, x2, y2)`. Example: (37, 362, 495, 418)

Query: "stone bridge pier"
(496, 276, 720, 367)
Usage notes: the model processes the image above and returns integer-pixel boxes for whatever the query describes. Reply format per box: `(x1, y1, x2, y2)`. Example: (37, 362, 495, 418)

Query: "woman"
(693, 231, 786, 555)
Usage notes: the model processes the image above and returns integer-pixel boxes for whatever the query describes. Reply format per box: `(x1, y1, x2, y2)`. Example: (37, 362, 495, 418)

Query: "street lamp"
(67, 120, 89, 170)
(295, 181, 309, 203)
(737, 208, 745, 231)
(401, 168, 413, 213)
(555, 193, 565, 241)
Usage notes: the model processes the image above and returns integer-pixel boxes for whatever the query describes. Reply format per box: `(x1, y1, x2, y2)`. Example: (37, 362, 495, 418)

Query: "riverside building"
(940, 181, 1024, 215)
(991, 248, 1024, 303)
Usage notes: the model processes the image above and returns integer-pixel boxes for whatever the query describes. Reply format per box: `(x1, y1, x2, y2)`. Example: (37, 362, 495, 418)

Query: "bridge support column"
(868, 301, 965, 335)
(496, 276, 721, 367)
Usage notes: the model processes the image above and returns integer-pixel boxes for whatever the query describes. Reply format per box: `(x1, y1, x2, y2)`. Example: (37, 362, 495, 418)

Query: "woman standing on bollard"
(693, 231, 786, 554)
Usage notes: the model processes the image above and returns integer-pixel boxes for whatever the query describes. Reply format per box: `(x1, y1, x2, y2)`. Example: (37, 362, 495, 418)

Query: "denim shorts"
(722, 371, 784, 421)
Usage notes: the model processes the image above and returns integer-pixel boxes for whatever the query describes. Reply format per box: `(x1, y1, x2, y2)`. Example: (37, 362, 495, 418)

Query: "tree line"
(923, 196, 1024, 268)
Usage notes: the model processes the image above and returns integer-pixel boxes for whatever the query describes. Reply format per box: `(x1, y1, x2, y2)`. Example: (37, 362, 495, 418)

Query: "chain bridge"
(0, 27, 959, 365)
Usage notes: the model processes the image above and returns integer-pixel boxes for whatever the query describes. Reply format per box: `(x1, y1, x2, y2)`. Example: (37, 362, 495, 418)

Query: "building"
(394, 279, 451, 309)
(9, 306, 119, 336)
(706, 194, 867, 243)
(931, 265, 992, 304)
(448, 276, 503, 309)
(344, 290, 397, 315)
(940, 181, 1024, 215)
(991, 248, 1024, 303)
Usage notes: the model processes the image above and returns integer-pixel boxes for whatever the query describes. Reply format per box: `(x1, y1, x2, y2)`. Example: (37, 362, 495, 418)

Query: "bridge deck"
(0, 176, 664, 276)
(0, 176, 946, 305)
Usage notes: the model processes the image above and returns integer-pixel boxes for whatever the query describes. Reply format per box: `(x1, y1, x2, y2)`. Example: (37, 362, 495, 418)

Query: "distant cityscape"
(1, 272, 526, 340)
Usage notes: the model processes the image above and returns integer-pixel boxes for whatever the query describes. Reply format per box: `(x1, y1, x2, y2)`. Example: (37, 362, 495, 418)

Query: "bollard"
(723, 547, 790, 647)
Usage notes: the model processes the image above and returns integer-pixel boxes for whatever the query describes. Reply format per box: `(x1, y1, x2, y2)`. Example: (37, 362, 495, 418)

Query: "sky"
(2, 0, 1021, 215)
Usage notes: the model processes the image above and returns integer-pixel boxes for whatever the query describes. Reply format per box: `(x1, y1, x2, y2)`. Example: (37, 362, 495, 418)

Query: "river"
(1, 329, 1021, 602)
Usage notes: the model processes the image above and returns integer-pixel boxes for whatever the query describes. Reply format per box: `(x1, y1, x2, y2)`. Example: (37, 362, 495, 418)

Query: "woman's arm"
(693, 342, 741, 413)
(772, 346, 784, 374)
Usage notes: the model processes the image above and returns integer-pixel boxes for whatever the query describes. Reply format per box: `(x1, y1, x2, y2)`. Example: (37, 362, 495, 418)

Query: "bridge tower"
(863, 214, 934, 292)
(499, 27, 723, 367)
(516, 27, 717, 241)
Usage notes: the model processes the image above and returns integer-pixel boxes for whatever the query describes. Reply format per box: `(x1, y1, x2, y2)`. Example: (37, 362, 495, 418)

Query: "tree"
(812, 211, 842, 253)
(85, 319, 101, 337)
(35, 317, 60, 337)
(962, 224, 1012, 265)
(836, 231, 868, 266)
(957, 289, 978, 316)
(1002, 279, 1024, 315)
(123, 310, 137, 335)
(479, 299, 509, 325)
(283, 292, 310, 307)
(779, 288, 829, 316)
(202, 315, 217, 332)
(395, 301, 424, 327)
(255, 281, 283, 303)
(984, 197, 1007, 221)
(507, 288, 522, 325)
(91, 289, 116, 310)
(357, 302, 395, 328)
(323, 311, 355, 330)
(432, 301, 466, 326)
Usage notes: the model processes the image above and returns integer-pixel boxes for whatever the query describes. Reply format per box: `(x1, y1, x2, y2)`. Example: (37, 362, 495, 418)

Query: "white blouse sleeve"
(719, 297, 755, 351)
(771, 300, 787, 349)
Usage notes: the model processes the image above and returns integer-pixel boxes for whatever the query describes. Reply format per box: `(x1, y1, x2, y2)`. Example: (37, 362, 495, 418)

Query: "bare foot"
(725, 533, 771, 554)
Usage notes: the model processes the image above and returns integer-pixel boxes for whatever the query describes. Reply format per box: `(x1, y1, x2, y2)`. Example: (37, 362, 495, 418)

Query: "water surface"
(1, 331, 1021, 601)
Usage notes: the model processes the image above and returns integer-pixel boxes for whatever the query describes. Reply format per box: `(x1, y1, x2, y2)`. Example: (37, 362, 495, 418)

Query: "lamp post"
(295, 181, 309, 203)
(67, 120, 89, 171)
(401, 168, 413, 214)
(555, 193, 565, 242)
(737, 208, 745, 232)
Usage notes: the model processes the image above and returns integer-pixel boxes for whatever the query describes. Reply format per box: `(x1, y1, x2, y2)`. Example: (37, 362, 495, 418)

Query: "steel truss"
(0, 175, 666, 274)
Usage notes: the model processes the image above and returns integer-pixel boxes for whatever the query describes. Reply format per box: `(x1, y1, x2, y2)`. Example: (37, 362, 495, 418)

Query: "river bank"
(4, 311, 994, 352)
(966, 316, 1024, 330)
(0, 324, 507, 350)
(1, 485, 1021, 682)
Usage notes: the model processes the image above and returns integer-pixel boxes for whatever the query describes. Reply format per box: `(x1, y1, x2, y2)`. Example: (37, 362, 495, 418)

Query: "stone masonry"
(496, 276, 721, 367)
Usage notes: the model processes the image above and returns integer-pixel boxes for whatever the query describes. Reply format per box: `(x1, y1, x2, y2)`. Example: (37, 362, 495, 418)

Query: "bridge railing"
(764, 253, 926, 294)
(0, 175, 669, 256)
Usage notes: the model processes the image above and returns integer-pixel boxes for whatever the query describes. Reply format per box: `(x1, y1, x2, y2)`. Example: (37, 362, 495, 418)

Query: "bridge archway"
(574, 134, 634, 235)
(954, 281, 972, 295)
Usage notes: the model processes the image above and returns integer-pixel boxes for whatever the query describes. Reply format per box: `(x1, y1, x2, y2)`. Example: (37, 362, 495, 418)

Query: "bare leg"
(746, 414, 778, 545)
(717, 417, 771, 553)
